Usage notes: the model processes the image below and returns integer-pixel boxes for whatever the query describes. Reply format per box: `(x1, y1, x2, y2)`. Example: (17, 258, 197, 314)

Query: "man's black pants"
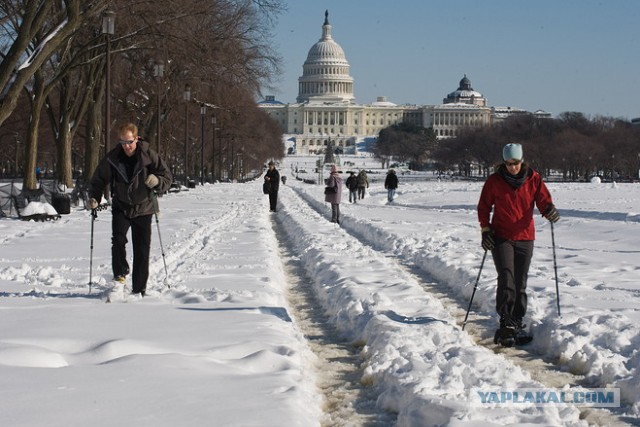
(112, 208, 152, 293)
(269, 190, 278, 211)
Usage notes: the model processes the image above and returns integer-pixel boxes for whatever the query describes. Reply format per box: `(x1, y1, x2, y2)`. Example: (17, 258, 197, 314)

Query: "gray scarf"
(498, 164, 531, 189)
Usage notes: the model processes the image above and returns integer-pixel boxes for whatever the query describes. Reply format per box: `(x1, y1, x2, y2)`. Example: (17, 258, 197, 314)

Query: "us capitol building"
(259, 11, 550, 156)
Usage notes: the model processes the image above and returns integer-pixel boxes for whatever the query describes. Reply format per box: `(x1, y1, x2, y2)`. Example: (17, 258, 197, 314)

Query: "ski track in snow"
(282, 184, 633, 426)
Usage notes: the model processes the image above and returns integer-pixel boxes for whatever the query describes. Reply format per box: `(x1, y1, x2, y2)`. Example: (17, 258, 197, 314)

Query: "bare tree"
(0, 0, 109, 126)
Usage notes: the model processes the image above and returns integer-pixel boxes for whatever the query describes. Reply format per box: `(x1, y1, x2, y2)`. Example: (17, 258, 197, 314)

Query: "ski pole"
(151, 191, 170, 288)
(89, 208, 97, 293)
(154, 212, 169, 287)
(462, 250, 488, 330)
(551, 221, 561, 316)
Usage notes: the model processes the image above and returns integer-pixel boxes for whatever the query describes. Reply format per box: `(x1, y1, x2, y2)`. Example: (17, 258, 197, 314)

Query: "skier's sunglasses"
(118, 138, 137, 145)
(505, 160, 522, 166)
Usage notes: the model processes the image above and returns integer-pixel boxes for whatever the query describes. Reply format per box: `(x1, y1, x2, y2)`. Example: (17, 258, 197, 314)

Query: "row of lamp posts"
(102, 10, 223, 188)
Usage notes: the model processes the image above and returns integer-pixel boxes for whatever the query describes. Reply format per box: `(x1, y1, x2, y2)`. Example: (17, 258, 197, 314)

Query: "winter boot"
(494, 317, 518, 347)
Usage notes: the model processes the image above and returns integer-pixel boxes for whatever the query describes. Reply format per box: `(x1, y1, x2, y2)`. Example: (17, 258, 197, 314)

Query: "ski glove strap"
(481, 227, 494, 251)
(544, 204, 560, 223)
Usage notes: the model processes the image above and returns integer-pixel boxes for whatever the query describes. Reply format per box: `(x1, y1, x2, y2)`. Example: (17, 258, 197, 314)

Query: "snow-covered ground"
(1, 155, 639, 426)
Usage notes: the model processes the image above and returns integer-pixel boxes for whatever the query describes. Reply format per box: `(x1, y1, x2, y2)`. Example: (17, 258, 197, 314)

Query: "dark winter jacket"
(477, 164, 554, 241)
(384, 171, 398, 189)
(89, 140, 172, 218)
(264, 168, 280, 193)
(345, 174, 358, 190)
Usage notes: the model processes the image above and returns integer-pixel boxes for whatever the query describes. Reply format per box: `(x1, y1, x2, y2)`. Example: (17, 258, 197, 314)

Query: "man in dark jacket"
(88, 123, 173, 296)
(384, 169, 398, 202)
(264, 161, 280, 212)
(345, 171, 358, 203)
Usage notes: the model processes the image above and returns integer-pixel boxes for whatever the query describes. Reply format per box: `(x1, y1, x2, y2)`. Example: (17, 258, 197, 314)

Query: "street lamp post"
(102, 10, 115, 155)
(218, 125, 223, 181)
(154, 60, 164, 155)
(183, 84, 191, 186)
(14, 133, 20, 177)
(230, 138, 235, 181)
(237, 152, 243, 182)
(211, 115, 217, 182)
(200, 104, 206, 185)
(611, 154, 615, 182)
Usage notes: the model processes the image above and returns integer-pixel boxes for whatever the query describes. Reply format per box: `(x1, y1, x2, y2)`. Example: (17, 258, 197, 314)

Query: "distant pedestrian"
(281, 175, 287, 185)
(264, 161, 280, 212)
(357, 170, 369, 199)
(477, 142, 559, 346)
(325, 164, 343, 223)
(384, 169, 398, 202)
(345, 171, 358, 203)
(88, 123, 173, 296)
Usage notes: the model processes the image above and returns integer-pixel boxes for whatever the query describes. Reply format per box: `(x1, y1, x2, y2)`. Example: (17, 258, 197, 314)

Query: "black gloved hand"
(544, 204, 560, 223)
(481, 227, 494, 251)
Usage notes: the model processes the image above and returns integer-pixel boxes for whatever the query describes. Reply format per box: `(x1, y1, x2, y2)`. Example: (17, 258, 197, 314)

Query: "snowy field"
(1, 155, 639, 426)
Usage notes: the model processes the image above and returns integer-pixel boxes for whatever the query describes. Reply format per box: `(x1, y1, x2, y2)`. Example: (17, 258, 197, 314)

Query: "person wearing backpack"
(356, 170, 369, 199)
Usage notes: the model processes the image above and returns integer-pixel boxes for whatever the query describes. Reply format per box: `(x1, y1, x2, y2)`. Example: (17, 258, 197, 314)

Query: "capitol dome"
(296, 10, 354, 103)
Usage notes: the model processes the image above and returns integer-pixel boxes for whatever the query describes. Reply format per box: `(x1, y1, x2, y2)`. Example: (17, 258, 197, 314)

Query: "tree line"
(375, 112, 640, 181)
(0, 0, 286, 189)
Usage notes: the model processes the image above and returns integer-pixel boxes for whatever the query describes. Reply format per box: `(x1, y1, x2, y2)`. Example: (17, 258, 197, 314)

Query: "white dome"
(305, 38, 348, 66)
(297, 11, 354, 103)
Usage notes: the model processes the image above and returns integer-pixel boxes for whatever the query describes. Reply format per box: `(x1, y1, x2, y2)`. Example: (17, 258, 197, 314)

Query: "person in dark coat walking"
(356, 170, 369, 199)
(88, 123, 173, 296)
(264, 161, 280, 212)
(345, 171, 358, 203)
(325, 164, 343, 223)
(384, 169, 399, 202)
(477, 143, 559, 345)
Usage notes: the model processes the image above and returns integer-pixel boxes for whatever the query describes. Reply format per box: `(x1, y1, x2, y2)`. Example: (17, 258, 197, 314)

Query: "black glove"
(544, 204, 560, 223)
(481, 227, 494, 251)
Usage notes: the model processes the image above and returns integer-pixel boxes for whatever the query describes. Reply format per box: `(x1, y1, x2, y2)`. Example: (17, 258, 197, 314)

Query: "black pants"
(491, 238, 534, 323)
(268, 190, 278, 211)
(112, 208, 152, 293)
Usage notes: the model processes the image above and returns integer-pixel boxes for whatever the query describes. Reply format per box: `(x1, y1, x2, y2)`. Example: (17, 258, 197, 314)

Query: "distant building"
(258, 11, 549, 155)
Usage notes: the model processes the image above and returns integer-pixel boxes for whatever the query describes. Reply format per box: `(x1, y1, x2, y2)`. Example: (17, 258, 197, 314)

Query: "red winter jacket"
(477, 166, 553, 241)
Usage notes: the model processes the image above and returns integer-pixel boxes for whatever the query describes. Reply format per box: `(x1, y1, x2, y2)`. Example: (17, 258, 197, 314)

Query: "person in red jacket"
(477, 143, 559, 345)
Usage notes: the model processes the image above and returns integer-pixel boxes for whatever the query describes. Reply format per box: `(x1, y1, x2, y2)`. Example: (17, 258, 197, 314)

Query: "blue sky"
(267, 0, 639, 119)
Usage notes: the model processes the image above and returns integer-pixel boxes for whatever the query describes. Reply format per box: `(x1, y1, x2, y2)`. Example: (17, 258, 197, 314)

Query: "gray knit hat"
(502, 143, 523, 161)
